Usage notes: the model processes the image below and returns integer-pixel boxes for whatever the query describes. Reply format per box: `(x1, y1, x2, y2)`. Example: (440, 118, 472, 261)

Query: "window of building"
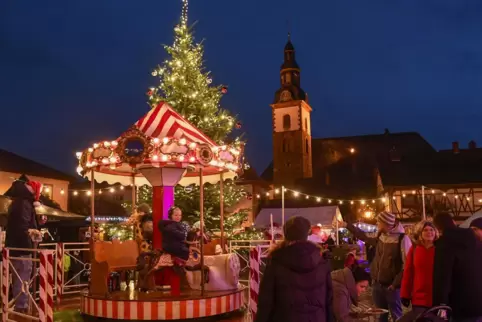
(282, 138, 290, 152)
(283, 114, 291, 130)
(42, 184, 53, 199)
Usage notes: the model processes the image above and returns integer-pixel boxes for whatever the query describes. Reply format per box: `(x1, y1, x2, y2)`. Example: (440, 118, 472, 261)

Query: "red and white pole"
(39, 250, 54, 322)
(249, 246, 261, 321)
(2, 248, 10, 322)
(56, 243, 63, 305)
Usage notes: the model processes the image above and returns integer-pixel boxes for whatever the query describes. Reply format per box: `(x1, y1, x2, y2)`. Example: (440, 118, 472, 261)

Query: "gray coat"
(331, 268, 358, 322)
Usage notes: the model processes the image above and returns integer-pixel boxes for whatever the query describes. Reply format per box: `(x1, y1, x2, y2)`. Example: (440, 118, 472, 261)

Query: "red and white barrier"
(2, 248, 10, 322)
(56, 242, 63, 304)
(249, 246, 261, 321)
(39, 250, 55, 322)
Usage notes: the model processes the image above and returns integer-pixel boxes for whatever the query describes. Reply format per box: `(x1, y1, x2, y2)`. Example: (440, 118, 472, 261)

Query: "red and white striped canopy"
(135, 102, 217, 147)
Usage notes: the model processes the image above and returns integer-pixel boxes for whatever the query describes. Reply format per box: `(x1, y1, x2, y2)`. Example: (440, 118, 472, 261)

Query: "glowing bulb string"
(254, 186, 481, 204)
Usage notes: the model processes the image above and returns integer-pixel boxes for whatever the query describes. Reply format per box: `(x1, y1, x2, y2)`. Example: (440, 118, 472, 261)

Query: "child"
(158, 207, 189, 261)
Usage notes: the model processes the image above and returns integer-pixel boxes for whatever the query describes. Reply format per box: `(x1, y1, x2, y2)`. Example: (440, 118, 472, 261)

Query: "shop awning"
(255, 206, 342, 228)
(0, 195, 85, 221)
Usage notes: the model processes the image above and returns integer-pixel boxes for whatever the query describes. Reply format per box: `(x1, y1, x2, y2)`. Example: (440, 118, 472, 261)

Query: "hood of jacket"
(379, 221, 405, 243)
(4, 180, 34, 201)
(331, 267, 358, 305)
(440, 227, 479, 249)
(270, 240, 326, 274)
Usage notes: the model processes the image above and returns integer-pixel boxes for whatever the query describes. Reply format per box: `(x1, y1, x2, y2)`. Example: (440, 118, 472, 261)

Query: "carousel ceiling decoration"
(76, 102, 243, 186)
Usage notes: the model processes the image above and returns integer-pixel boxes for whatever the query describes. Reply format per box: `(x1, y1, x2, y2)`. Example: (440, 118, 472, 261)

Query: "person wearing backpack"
(340, 211, 412, 322)
(398, 221, 439, 322)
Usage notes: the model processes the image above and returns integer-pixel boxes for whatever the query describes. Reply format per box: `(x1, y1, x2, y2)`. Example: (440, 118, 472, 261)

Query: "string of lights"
(69, 184, 129, 196)
(254, 186, 482, 204)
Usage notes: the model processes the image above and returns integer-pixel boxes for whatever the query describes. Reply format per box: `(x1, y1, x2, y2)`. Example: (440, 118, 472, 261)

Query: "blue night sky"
(2, 0, 482, 176)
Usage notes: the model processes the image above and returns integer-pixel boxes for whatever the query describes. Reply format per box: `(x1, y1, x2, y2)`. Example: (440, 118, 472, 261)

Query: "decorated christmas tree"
(139, 0, 262, 240)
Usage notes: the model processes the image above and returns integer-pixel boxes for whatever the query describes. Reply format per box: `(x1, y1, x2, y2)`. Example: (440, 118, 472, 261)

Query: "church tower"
(271, 35, 313, 186)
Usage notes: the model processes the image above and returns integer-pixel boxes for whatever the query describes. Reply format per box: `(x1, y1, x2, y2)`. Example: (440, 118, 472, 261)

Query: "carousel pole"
(422, 185, 426, 220)
(90, 170, 95, 252)
(281, 186, 285, 227)
(199, 168, 205, 296)
(219, 172, 225, 252)
(131, 173, 137, 212)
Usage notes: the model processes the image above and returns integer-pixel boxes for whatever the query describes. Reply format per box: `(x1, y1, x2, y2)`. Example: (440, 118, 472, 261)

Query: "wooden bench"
(90, 240, 139, 296)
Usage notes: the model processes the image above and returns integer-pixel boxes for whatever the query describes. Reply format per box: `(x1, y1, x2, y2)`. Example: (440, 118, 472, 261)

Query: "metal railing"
(228, 240, 273, 285)
(60, 242, 90, 296)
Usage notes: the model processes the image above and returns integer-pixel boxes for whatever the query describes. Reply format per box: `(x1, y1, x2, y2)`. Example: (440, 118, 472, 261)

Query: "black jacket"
(5, 180, 38, 256)
(255, 241, 333, 322)
(433, 227, 482, 319)
(158, 220, 189, 260)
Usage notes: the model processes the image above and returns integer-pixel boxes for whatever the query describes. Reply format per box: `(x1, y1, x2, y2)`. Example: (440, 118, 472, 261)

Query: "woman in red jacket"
(399, 221, 439, 322)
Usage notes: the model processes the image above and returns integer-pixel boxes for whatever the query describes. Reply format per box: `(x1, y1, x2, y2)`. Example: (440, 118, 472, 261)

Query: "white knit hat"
(377, 211, 396, 227)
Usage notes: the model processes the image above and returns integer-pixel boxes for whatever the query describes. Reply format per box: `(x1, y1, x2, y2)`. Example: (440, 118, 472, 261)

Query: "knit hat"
(376, 211, 396, 227)
(25, 181, 42, 208)
(470, 217, 482, 230)
(283, 216, 311, 241)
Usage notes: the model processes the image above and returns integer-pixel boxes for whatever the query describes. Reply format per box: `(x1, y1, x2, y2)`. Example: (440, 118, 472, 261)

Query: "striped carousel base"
(80, 286, 245, 320)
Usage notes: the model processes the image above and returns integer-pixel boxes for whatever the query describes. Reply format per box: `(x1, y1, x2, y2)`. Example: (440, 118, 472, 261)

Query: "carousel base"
(80, 286, 245, 321)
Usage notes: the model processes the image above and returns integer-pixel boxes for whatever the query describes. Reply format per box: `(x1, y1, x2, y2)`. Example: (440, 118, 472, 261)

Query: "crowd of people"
(255, 211, 482, 322)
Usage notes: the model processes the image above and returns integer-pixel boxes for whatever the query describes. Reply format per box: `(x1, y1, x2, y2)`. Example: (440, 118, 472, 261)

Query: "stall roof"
(460, 210, 482, 228)
(0, 195, 85, 221)
(255, 206, 342, 228)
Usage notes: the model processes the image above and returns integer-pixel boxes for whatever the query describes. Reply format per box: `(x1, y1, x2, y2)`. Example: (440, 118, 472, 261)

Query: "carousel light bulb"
(179, 138, 186, 145)
(120, 186, 124, 190)
(179, 155, 185, 161)
(152, 155, 159, 161)
(88, 148, 93, 153)
(189, 142, 196, 149)
(189, 156, 195, 162)
(232, 165, 239, 171)
(104, 141, 111, 147)
(76, 166, 83, 174)
(162, 137, 169, 144)
(212, 147, 219, 152)
(275, 189, 279, 194)
(109, 157, 117, 163)
(153, 138, 160, 144)
(93, 143, 99, 149)
(161, 155, 168, 161)
(102, 158, 109, 164)
(73, 191, 78, 196)
(221, 145, 227, 150)
(111, 141, 118, 147)
(210, 160, 218, 166)
(110, 188, 115, 193)
(76, 152, 82, 159)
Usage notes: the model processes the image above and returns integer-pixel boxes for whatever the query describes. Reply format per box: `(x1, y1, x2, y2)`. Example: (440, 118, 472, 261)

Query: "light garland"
(86, 216, 128, 222)
(254, 186, 482, 204)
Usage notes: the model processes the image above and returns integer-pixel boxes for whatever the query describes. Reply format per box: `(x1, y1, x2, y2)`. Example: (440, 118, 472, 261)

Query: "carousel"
(76, 102, 244, 320)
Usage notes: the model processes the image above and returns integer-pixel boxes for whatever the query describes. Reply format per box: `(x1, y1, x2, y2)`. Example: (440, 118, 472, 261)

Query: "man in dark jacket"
(342, 211, 411, 322)
(432, 212, 482, 321)
(256, 216, 333, 322)
(4, 176, 42, 312)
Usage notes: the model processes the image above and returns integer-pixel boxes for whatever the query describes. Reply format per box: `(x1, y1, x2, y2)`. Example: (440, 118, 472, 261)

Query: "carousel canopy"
(76, 102, 243, 187)
(255, 206, 342, 228)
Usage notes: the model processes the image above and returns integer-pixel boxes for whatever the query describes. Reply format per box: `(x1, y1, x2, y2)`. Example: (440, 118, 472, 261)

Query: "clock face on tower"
(280, 90, 292, 102)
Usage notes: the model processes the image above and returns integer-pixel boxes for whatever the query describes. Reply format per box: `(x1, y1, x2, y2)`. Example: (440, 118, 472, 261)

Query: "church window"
(282, 138, 290, 152)
(285, 73, 291, 84)
(283, 114, 291, 130)
(305, 139, 309, 153)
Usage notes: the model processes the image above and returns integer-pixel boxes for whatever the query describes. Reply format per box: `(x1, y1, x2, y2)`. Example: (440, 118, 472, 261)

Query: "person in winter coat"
(4, 176, 43, 312)
(157, 207, 189, 261)
(255, 216, 333, 322)
(344, 250, 357, 270)
(341, 211, 412, 322)
(432, 212, 482, 322)
(469, 217, 482, 241)
(399, 221, 439, 322)
(332, 265, 371, 322)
